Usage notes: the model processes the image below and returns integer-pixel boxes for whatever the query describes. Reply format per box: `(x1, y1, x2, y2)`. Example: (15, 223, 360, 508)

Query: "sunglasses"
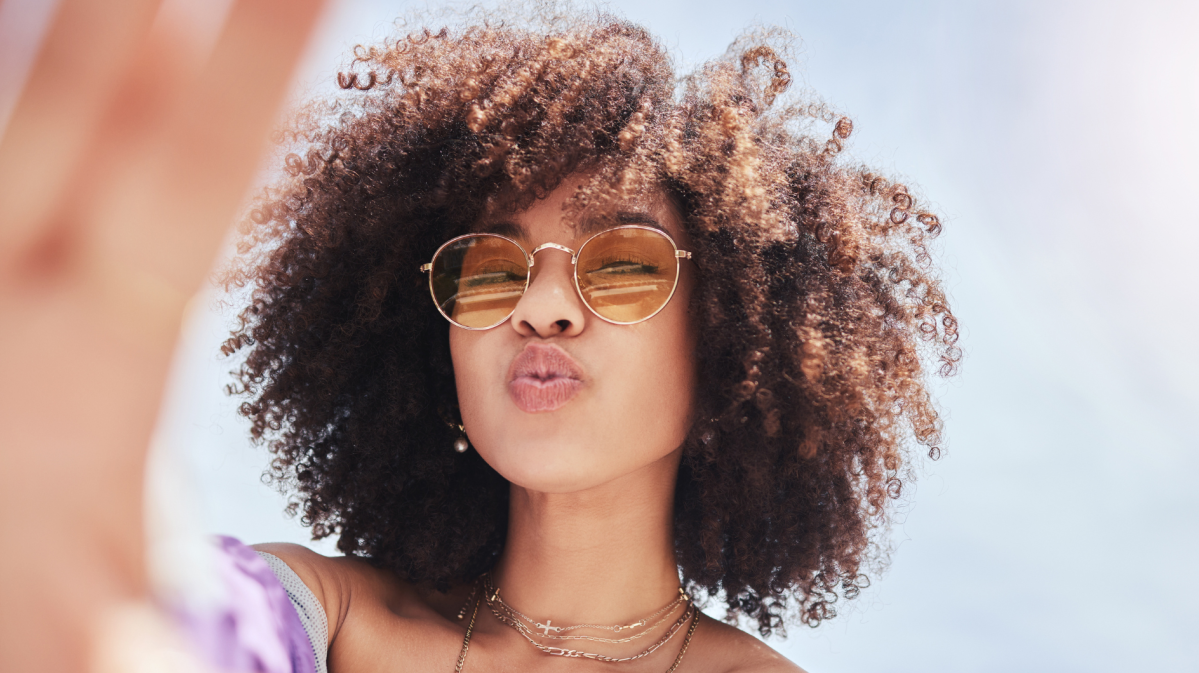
(420, 225, 693, 329)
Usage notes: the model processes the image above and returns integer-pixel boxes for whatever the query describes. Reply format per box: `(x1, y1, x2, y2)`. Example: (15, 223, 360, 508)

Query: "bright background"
(5, 1, 1197, 671)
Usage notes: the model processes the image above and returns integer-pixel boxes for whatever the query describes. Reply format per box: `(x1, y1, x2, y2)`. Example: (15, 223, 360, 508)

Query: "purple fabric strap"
(173, 536, 317, 673)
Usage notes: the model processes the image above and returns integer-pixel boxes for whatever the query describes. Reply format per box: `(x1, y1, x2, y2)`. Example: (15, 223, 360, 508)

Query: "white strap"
(256, 551, 329, 673)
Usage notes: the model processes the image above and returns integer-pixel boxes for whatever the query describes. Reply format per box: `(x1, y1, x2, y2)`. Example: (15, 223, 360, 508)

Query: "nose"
(510, 247, 586, 338)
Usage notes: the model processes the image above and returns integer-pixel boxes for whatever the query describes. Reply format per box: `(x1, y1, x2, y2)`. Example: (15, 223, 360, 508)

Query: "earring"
(454, 424, 469, 453)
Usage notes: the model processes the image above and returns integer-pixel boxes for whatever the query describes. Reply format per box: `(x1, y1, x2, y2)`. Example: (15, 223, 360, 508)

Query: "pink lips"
(507, 343, 585, 413)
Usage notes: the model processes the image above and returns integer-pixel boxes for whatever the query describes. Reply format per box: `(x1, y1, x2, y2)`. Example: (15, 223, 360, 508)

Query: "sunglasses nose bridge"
(524, 241, 579, 294)
(528, 241, 577, 266)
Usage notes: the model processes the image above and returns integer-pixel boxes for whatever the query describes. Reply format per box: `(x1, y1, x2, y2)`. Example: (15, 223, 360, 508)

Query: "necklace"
(663, 609, 699, 673)
(488, 598, 694, 661)
(483, 575, 690, 645)
(452, 576, 700, 672)
(453, 591, 481, 673)
(491, 599, 687, 645)
(490, 578, 688, 637)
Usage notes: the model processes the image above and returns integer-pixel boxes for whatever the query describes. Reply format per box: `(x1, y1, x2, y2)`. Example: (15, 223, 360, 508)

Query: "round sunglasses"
(420, 225, 693, 329)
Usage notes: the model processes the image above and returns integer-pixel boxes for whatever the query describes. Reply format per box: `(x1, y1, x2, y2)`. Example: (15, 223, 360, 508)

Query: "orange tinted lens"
(576, 228, 679, 323)
(431, 235, 528, 328)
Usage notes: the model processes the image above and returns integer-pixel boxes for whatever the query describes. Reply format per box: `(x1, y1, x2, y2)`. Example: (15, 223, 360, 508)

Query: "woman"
(205, 7, 959, 672)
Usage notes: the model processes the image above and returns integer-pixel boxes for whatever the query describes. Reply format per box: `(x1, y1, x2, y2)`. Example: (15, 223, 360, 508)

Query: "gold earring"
(454, 424, 469, 453)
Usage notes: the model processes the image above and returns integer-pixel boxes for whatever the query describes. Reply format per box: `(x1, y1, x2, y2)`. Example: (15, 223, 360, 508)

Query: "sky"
(5, 0, 1196, 671)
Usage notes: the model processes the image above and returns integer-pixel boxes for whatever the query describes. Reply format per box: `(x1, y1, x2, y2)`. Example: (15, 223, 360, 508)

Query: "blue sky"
(111, 0, 1199, 670)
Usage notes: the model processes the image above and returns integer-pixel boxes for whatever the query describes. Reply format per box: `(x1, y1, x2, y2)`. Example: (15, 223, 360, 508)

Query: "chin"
(477, 436, 617, 494)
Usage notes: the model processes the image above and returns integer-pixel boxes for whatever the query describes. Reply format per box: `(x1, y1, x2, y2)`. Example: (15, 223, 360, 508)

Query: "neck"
(491, 448, 683, 626)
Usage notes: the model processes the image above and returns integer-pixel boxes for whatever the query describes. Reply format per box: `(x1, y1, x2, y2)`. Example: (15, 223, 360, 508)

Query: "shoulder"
(252, 542, 481, 670)
(251, 542, 395, 643)
(690, 614, 807, 673)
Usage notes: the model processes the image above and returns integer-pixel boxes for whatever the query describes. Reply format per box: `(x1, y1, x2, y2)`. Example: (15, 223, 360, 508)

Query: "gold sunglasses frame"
(420, 224, 693, 330)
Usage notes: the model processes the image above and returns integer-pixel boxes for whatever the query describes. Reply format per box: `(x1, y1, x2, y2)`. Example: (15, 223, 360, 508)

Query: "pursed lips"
(507, 342, 585, 413)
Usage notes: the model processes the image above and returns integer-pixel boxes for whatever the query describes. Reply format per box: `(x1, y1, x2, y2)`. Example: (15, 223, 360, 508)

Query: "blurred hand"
(0, 1, 324, 670)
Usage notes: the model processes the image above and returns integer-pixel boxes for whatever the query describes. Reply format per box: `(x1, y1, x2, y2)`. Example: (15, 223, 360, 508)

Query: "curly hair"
(222, 6, 960, 637)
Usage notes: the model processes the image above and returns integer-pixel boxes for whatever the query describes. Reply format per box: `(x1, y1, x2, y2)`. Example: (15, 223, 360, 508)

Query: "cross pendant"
(540, 620, 553, 636)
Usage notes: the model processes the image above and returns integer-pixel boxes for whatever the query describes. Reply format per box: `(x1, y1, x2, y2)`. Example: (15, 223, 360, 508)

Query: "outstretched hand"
(0, 0, 324, 670)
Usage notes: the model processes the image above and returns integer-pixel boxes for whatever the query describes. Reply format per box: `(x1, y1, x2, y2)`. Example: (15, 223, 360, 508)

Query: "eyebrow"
(476, 211, 665, 240)
(475, 220, 523, 238)
(588, 211, 665, 234)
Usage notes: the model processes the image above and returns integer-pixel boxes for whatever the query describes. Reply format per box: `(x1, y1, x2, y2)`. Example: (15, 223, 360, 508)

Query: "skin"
(260, 177, 804, 672)
(0, 2, 324, 671)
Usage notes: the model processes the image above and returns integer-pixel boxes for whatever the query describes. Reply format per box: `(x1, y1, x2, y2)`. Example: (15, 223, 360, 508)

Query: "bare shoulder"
(251, 542, 395, 641)
(689, 614, 807, 673)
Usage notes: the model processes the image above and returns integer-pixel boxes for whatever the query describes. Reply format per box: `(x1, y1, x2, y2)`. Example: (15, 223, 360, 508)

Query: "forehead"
(475, 186, 685, 244)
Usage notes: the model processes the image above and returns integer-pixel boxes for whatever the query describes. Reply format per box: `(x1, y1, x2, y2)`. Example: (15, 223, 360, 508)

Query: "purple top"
(172, 536, 317, 673)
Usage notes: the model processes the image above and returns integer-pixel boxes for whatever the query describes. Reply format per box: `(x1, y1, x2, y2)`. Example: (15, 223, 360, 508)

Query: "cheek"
(449, 329, 499, 425)
(641, 302, 698, 438)
(651, 270, 698, 423)
(593, 295, 698, 455)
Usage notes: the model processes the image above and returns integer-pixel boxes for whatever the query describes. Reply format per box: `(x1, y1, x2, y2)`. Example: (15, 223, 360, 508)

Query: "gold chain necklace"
(453, 590, 481, 673)
(483, 574, 689, 644)
(491, 599, 687, 645)
(452, 577, 700, 672)
(488, 599, 694, 661)
(488, 576, 688, 636)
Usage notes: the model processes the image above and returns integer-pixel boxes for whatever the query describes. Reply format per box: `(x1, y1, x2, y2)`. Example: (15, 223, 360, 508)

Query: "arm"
(0, 2, 324, 671)
(252, 542, 352, 651)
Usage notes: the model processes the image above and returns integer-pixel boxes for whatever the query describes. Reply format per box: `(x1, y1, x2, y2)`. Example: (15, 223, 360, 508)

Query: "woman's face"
(450, 176, 697, 494)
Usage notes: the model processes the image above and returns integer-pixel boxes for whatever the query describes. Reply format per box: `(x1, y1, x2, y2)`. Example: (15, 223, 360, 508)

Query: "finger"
(0, 3, 325, 671)
(88, 0, 328, 297)
(0, 0, 161, 268)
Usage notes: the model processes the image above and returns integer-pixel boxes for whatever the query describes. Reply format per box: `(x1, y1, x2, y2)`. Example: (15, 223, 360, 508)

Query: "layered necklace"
(452, 573, 699, 672)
